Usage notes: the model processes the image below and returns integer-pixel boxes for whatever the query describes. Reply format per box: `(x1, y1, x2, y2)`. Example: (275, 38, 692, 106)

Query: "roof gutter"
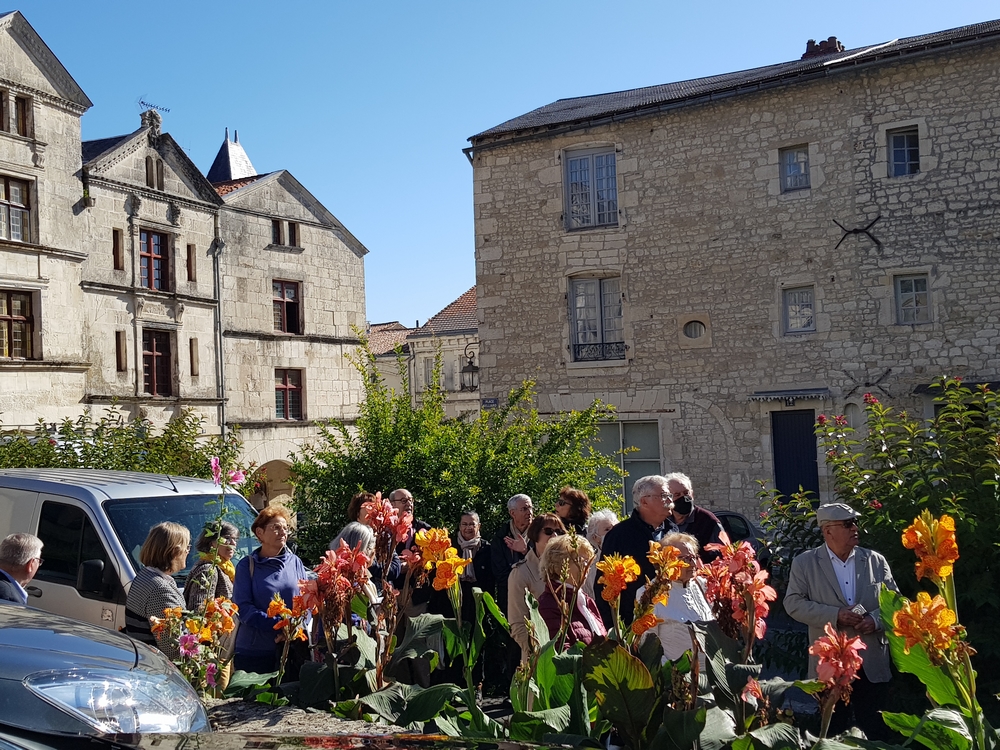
(464, 30, 1000, 160)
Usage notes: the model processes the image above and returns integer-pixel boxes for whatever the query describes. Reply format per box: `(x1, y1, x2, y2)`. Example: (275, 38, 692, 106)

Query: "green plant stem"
(818, 689, 839, 739)
(943, 574, 959, 622)
(275, 634, 291, 688)
(959, 650, 985, 750)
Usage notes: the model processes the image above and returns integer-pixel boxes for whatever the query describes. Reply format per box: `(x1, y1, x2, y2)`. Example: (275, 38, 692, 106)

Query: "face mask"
(673, 495, 693, 516)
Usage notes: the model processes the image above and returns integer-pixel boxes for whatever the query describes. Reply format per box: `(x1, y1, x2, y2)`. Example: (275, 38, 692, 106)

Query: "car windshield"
(104, 494, 258, 580)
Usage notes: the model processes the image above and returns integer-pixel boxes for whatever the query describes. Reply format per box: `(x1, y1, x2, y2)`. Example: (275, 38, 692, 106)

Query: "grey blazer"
(784, 544, 899, 683)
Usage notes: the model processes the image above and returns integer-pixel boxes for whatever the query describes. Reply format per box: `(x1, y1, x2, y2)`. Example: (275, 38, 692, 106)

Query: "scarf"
(458, 535, 482, 582)
(198, 552, 236, 583)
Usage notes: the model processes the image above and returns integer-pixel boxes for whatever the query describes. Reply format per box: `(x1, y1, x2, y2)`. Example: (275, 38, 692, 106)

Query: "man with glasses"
(595, 475, 679, 627)
(785, 502, 898, 740)
(0, 533, 43, 605)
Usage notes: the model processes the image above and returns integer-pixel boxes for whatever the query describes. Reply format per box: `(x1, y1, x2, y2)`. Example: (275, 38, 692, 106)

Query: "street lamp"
(460, 343, 479, 392)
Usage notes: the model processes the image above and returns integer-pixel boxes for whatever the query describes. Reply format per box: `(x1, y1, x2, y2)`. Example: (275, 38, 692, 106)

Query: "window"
(272, 280, 301, 334)
(112, 228, 124, 270)
(34, 502, 118, 601)
(145, 156, 154, 188)
(0, 176, 31, 242)
(155, 159, 164, 191)
(565, 148, 618, 229)
(895, 274, 930, 324)
(889, 128, 919, 177)
(783, 286, 815, 333)
(139, 229, 169, 290)
(594, 421, 661, 511)
(275, 369, 303, 420)
(570, 277, 624, 361)
(422, 358, 435, 388)
(141, 329, 172, 396)
(288, 222, 298, 247)
(271, 219, 283, 245)
(189, 337, 199, 377)
(780, 146, 810, 191)
(115, 330, 127, 372)
(14, 96, 29, 137)
(0, 290, 32, 358)
(186, 244, 197, 282)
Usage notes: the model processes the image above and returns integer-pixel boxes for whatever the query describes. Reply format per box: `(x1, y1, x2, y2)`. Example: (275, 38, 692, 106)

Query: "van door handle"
(26, 586, 42, 598)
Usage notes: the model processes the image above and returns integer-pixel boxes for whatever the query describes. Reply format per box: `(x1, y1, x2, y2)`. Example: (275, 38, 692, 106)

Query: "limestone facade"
(468, 22, 1000, 514)
(0, 12, 367, 500)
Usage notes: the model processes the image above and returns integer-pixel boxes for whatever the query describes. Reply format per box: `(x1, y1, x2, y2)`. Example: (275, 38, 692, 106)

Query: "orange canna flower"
(630, 611, 664, 636)
(596, 554, 641, 602)
(149, 616, 166, 635)
(901, 510, 959, 583)
(809, 622, 866, 693)
(647, 542, 687, 581)
(893, 591, 962, 663)
(432, 551, 471, 591)
(415, 528, 453, 568)
(267, 592, 291, 619)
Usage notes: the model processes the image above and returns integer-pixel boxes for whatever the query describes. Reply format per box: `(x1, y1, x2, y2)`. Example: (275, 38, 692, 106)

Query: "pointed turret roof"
(205, 127, 257, 183)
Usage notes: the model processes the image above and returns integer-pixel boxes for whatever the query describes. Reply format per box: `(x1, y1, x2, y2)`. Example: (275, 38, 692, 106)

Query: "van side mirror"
(77, 559, 104, 593)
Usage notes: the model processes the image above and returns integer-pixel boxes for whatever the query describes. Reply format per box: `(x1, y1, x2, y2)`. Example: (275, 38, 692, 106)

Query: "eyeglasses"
(643, 493, 672, 501)
(678, 553, 698, 563)
(838, 519, 859, 529)
(541, 528, 566, 537)
(33, 557, 44, 567)
(556, 499, 569, 507)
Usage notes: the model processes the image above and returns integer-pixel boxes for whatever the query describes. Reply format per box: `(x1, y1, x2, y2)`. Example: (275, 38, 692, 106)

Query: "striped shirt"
(125, 566, 185, 659)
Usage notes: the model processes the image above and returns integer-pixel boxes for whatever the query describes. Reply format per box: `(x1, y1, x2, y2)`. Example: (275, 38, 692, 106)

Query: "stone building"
(368, 287, 481, 420)
(467, 19, 1000, 512)
(0, 12, 367, 503)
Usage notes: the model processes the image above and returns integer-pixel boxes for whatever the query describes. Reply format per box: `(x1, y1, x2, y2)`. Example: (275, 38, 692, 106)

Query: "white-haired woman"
(582, 508, 618, 598)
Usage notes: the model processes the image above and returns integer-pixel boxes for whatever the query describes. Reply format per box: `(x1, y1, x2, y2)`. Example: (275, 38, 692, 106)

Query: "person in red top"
(538, 534, 606, 649)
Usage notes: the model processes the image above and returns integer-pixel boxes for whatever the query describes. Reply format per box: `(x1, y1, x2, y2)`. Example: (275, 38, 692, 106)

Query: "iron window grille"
(783, 287, 815, 333)
(570, 277, 625, 361)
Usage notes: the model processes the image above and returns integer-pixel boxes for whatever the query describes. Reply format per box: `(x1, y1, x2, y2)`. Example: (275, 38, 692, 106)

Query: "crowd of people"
(0, 473, 898, 738)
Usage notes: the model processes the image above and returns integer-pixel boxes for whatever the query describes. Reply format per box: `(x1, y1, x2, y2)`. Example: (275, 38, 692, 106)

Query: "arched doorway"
(248, 459, 294, 510)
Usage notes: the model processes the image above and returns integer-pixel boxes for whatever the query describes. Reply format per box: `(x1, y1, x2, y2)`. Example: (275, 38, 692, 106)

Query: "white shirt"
(826, 544, 856, 607)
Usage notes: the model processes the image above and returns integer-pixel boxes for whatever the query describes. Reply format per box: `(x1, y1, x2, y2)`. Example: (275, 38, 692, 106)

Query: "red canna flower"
(809, 622, 866, 694)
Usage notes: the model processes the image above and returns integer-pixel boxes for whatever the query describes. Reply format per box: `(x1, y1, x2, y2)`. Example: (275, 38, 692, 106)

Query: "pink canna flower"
(362, 493, 398, 535)
(742, 676, 764, 703)
(298, 577, 322, 611)
(809, 622, 866, 691)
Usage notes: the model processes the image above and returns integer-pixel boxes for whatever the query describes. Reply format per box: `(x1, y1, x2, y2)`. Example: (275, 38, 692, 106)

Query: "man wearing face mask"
(665, 472, 723, 563)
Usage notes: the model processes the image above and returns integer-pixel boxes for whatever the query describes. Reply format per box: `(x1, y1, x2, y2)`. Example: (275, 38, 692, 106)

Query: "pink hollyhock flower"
(205, 662, 218, 688)
(228, 469, 246, 486)
(178, 632, 200, 658)
(210, 457, 222, 486)
(809, 622, 866, 690)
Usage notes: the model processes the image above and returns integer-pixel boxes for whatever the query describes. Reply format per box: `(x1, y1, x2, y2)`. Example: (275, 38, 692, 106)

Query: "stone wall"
(472, 41, 1000, 513)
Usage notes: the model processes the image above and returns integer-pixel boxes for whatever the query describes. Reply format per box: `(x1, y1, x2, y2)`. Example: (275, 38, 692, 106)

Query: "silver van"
(0, 469, 257, 630)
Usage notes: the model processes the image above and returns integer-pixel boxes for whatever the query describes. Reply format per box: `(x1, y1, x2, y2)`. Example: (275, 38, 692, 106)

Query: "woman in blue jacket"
(233, 505, 307, 677)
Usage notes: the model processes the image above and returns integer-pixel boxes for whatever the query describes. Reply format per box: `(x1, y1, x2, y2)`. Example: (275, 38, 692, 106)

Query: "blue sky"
(16, 0, 996, 325)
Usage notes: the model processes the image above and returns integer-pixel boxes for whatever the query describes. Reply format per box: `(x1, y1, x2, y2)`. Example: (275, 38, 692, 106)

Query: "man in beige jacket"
(784, 502, 898, 740)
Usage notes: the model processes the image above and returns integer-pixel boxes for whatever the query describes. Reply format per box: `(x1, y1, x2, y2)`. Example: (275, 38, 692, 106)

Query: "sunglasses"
(541, 528, 566, 537)
(836, 519, 859, 529)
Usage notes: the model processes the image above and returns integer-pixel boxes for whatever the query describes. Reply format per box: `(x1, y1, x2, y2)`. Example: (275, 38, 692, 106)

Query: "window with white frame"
(783, 286, 815, 333)
(895, 274, 930, 324)
(565, 148, 618, 229)
(0, 176, 31, 242)
(779, 146, 810, 191)
(570, 276, 625, 362)
(888, 128, 920, 177)
(594, 421, 661, 511)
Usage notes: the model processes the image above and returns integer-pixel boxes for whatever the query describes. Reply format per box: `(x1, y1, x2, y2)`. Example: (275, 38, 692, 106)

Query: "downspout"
(212, 212, 227, 436)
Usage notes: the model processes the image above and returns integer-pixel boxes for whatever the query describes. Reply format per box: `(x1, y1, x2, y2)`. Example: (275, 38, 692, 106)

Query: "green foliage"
(805, 379, 1000, 716)
(290, 336, 625, 561)
(0, 408, 242, 479)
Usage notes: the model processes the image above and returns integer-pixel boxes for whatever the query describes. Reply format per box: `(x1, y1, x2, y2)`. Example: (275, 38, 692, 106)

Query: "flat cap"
(816, 502, 860, 523)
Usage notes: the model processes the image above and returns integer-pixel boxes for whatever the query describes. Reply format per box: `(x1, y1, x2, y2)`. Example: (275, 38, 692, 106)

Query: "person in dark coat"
(490, 494, 533, 615)
(665, 472, 724, 563)
(595, 475, 677, 628)
(555, 486, 591, 535)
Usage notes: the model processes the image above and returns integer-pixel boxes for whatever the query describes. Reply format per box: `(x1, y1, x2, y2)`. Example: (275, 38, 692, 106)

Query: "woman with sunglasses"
(184, 520, 240, 612)
(508, 513, 566, 663)
(554, 486, 591, 535)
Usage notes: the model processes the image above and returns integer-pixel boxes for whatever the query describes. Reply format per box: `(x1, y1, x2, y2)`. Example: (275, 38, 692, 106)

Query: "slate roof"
(212, 174, 267, 196)
(81, 134, 131, 163)
(412, 287, 477, 337)
(206, 129, 257, 183)
(471, 18, 1000, 142)
(368, 321, 413, 356)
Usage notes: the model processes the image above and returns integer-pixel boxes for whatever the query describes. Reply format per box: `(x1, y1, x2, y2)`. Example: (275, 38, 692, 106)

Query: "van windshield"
(103, 494, 258, 580)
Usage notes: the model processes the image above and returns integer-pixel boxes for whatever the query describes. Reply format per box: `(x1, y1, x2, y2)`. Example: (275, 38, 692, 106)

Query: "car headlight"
(23, 669, 209, 734)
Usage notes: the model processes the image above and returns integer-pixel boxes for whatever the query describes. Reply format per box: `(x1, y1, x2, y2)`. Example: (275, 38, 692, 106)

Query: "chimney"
(801, 36, 845, 60)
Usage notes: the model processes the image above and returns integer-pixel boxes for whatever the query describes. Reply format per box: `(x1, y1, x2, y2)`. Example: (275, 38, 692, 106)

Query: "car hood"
(0, 603, 137, 679)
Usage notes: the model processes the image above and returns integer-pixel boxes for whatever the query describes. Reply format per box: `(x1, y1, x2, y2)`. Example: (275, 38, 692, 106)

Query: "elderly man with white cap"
(784, 502, 898, 740)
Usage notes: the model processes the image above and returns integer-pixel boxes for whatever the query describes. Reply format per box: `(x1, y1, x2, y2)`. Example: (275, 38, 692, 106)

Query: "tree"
(290, 339, 625, 562)
(0, 408, 243, 483)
